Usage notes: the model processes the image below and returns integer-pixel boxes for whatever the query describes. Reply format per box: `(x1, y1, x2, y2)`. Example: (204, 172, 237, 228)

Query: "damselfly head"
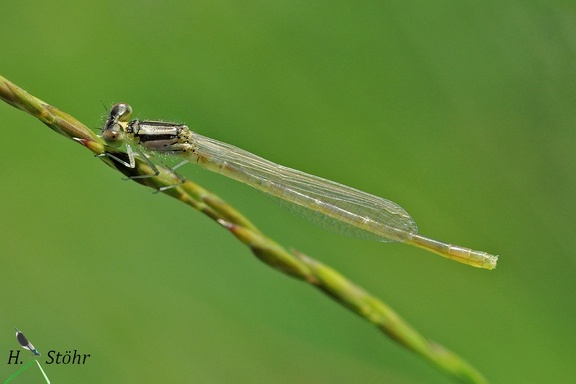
(101, 103, 133, 147)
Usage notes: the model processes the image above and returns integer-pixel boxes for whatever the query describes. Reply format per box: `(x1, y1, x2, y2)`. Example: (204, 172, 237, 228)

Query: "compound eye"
(101, 126, 125, 147)
(110, 103, 133, 122)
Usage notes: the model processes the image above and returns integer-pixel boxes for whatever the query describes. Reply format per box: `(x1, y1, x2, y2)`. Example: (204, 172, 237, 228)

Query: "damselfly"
(100, 103, 498, 270)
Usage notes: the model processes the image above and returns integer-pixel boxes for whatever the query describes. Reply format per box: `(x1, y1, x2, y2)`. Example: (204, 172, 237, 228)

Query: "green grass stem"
(0, 74, 489, 384)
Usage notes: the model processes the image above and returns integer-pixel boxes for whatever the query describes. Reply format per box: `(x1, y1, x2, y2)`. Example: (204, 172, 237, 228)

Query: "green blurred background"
(1, 1, 574, 383)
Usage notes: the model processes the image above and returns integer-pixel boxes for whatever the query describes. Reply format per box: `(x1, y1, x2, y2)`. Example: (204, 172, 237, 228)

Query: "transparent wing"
(187, 133, 418, 242)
